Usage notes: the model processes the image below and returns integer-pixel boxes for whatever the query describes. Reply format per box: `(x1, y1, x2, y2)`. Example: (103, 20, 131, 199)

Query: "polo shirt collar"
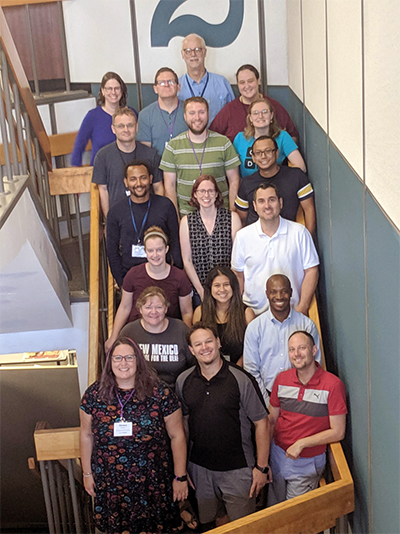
(193, 356, 229, 382)
(187, 69, 208, 86)
(255, 216, 288, 238)
(267, 306, 293, 324)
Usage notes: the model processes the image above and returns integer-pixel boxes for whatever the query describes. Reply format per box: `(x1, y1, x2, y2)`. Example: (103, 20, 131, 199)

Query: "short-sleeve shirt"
(160, 130, 240, 215)
(92, 141, 162, 208)
(122, 263, 192, 323)
(175, 358, 268, 471)
(136, 101, 187, 157)
(270, 363, 347, 457)
(235, 167, 314, 225)
(178, 71, 235, 124)
(233, 131, 298, 178)
(231, 217, 320, 314)
(120, 318, 195, 388)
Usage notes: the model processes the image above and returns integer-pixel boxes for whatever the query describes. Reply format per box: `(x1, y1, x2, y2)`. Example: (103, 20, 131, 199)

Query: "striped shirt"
(160, 130, 240, 216)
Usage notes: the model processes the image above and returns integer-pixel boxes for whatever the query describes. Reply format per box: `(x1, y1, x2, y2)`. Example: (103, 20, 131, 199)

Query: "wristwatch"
(174, 474, 188, 482)
(255, 464, 269, 474)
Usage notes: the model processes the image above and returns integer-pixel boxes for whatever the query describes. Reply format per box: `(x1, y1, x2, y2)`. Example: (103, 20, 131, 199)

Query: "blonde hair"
(143, 226, 168, 247)
(244, 98, 281, 140)
(136, 286, 170, 312)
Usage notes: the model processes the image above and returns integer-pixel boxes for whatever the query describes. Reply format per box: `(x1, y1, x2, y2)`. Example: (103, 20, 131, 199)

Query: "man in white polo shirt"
(231, 183, 319, 316)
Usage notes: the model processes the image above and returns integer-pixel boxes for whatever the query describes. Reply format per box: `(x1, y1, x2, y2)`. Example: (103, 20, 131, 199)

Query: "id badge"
(114, 421, 133, 437)
(131, 244, 146, 258)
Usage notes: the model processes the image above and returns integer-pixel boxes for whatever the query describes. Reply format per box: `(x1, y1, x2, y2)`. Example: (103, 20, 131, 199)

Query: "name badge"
(131, 244, 146, 258)
(114, 421, 133, 437)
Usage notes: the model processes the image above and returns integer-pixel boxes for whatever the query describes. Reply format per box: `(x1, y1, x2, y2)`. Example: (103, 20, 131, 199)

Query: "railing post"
(47, 461, 62, 534)
(57, 1, 71, 92)
(67, 459, 82, 534)
(13, 82, 28, 175)
(23, 111, 37, 188)
(0, 59, 13, 190)
(54, 462, 68, 534)
(39, 461, 56, 534)
(1, 50, 19, 176)
(73, 193, 88, 292)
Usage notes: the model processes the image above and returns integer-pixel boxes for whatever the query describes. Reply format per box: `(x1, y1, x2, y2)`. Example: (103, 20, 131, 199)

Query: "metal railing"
(34, 422, 94, 534)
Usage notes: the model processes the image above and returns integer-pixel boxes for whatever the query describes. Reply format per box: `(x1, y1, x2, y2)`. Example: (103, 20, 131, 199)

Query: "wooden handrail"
(49, 131, 91, 158)
(0, 0, 66, 6)
(34, 426, 80, 462)
(88, 183, 100, 384)
(48, 166, 93, 196)
(0, 6, 52, 168)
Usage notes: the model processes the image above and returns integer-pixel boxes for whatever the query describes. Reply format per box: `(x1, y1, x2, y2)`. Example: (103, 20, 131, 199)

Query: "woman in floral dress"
(80, 336, 188, 533)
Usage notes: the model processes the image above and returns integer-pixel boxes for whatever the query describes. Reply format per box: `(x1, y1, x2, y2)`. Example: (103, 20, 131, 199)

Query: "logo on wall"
(151, 0, 244, 47)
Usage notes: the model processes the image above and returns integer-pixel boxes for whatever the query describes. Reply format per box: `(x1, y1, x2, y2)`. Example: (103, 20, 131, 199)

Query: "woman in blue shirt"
(233, 98, 306, 178)
(71, 71, 136, 166)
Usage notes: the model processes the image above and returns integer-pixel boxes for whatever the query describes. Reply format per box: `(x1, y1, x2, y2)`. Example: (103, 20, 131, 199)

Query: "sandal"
(179, 499, 198, 530)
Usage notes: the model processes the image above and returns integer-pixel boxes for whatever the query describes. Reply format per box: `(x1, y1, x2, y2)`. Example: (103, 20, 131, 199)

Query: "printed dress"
(80, 381, 181, 534)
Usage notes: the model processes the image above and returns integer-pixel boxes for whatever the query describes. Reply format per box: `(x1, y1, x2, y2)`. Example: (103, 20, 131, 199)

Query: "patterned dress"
(187, 207, 232, 286)
(80, 381, 181, 534)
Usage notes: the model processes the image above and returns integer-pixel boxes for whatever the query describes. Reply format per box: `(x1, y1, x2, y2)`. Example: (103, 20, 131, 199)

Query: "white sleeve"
(243, 322, 269, 405)
(301, 227, 320, 269)
(231, 230, 245, 271)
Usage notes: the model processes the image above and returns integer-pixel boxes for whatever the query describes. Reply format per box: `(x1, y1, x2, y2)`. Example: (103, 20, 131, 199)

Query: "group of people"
(78, 32, 347, 534)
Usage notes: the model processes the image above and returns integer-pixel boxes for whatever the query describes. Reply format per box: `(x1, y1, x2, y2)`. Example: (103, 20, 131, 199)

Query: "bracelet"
(83, 472, 93, 478)
(174, 474, 188, 482)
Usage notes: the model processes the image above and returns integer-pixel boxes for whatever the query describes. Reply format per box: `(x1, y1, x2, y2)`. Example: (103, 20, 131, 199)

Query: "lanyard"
(116, 389, 135, 421)
(158, 101, 179, 139)
(188, 133, 208, 175)
(186, 71, 210, 98)
(128, 196, 151, 244)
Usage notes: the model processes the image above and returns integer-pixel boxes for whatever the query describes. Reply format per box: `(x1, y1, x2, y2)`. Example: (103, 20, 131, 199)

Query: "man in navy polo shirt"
(268, 330, 347, 505)
(175, 322, 270, 530)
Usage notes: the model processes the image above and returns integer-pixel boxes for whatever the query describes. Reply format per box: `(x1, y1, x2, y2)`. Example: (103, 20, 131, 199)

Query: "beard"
(188, 124, 207, 136)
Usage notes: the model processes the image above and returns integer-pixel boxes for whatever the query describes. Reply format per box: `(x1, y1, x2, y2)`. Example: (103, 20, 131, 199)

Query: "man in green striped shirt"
(160, 97, 240, 217)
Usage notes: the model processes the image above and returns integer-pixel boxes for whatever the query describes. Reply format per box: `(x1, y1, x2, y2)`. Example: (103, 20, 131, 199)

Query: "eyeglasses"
(112, 354, 136, 362)
(253, 148, 276, 157)
(103, 86, 121, 94)
(157, 80, 177, 87)
(114, 122, 136, 130)
(183, 47, 204, 56)
(251, 109, 271, 116)
(197, 188, 216, 196)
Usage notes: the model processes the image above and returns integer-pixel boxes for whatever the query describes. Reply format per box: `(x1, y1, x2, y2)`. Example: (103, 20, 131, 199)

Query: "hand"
(285, 440, 304, 460)
(173, 479, 189, 502)
(187, 471, 196, 490)
(104, 337, 115, 355)
(83, 474, 96, 497)
(249, 467, 269, 498)
(294, 303, 309, 316)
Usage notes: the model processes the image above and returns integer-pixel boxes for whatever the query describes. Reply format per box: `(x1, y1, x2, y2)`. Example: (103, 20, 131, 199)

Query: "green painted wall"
(276, 87, 400, 534)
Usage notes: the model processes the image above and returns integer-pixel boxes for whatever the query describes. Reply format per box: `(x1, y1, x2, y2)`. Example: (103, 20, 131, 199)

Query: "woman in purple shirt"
(71, 71, 136, 165)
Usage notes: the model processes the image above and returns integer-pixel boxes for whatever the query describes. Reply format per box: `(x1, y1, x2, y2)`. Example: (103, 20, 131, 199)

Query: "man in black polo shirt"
(175, 322, 270, 530)
(106, 161, 182, 286)
(235, 135, 316, 234)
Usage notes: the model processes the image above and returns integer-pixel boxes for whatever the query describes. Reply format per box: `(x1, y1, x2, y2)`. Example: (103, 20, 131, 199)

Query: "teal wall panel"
(366, 193, 400, 534)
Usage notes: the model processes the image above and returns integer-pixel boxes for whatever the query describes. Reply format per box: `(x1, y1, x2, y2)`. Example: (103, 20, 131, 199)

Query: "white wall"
(63, 0, 288, 85)
(287, 0, 400, 229)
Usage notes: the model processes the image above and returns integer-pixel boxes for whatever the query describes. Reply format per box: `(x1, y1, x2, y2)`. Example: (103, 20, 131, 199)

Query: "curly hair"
(99, 336, 159, 402)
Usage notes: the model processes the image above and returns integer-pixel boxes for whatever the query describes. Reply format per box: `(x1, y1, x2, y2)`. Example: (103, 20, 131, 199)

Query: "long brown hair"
(244, 98, 281, 140)
(97, 71, 127, 108)
(99, 336, 158, 402)
(201, 266, 247, 345)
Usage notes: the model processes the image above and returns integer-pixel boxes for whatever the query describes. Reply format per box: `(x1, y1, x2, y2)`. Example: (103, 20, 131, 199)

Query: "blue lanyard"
(128, 197, 151, 244)
(186, 71, 210, 98)
(158, 101, 179, 139)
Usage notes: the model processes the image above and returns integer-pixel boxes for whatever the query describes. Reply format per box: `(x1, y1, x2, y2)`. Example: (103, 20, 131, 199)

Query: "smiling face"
(193, 179, 217, 209)
(253, 186, 282, 223)
(288, 333, 318, 372)
(266, 275, 292, 318)
(111, 343, 137, 386)
(101, 77, 122, 107)
(237, 69, 260, 104)
(211, 274, 233, 305)
(124, 165, 152, 202)
(249, 101, 274, 130)
(251, 138, 279, 173)
(184, 101, 209, 135)
(189, 328, 221, 367)
(139, 295, 167, 329)
(145, 237, 168, 267)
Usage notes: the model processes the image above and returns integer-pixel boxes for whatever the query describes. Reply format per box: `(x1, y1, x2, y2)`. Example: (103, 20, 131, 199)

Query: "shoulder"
(108, 196, 129, 218)
(120, 318, 142, 338)
(209, 72, 232, 86)
(320, 368, 345, 388)
(208, 131, 232, 146)
(138, 101, 157, 117)
(136, 141, 158, 157)
(168, 317, 189, 333)
(96, 141, 116, 159)
(151, 193, 174, 208)
(176, 366, 196, 389)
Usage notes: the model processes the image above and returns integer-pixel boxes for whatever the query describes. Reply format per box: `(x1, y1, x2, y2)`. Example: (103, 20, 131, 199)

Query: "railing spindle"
(12, 82, 28, 174)
(67, 459, 82, 534)
(39, 461, 56, 534)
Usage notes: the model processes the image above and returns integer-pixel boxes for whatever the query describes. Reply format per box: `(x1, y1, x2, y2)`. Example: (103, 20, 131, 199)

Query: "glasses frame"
(253, 148, 277, 158)
(183, 47, 204, 56)
(111, 354, 137, 362)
